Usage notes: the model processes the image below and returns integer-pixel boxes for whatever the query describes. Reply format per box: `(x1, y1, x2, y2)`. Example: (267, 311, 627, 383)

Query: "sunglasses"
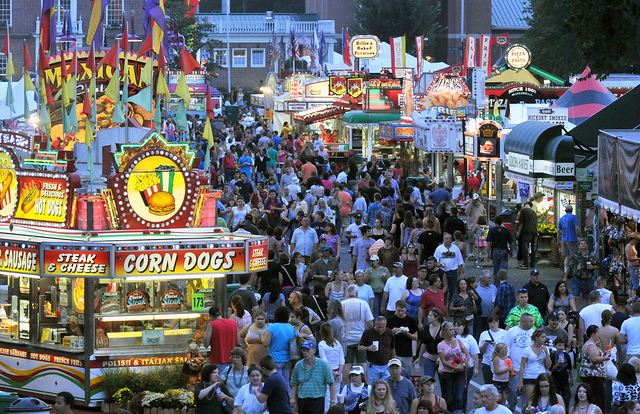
(518, 288, 528, 293)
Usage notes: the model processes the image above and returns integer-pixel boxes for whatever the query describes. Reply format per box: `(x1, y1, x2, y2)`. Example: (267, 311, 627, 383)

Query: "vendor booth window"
(251, 49, 265, 67)
(35, 277, 85, 347)
(213, 48, 227, 67)
(232, 48, 247, 67)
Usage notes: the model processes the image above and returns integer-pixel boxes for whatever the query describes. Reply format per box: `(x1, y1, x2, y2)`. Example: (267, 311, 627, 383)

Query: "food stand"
(0, 132, 268, 406)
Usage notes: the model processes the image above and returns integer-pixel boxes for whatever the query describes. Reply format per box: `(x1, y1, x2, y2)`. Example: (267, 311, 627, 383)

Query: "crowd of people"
(184, 109, 640, 414)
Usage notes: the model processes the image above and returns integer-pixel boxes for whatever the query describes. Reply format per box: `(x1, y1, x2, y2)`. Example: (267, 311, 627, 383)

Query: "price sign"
(191, 293, 205, 311)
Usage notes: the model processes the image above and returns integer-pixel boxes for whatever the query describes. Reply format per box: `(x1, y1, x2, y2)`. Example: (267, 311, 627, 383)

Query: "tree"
(351, 0, 441, 56)
(164, 0, 222, 73)
(523, 0, 640, 79)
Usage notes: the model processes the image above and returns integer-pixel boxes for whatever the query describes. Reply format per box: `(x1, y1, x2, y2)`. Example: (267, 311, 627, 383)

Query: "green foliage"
(351, 0, 442, 55)
(538, 222, 557, 236)
(101, 365, 184, 402)
(523, 0, 640, 79)
(164, 0, 222, 73)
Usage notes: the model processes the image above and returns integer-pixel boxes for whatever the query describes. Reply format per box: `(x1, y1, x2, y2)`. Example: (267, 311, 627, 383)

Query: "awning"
(379, 122, 414, 142)
(504, 121, 575, 180)
(292, 105, 350, 125)
(341, 110, 401, 127)
(486, 69, 541, 86)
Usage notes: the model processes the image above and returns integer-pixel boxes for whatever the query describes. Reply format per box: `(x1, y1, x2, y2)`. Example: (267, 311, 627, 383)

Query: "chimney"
(266, 11, 273, 20)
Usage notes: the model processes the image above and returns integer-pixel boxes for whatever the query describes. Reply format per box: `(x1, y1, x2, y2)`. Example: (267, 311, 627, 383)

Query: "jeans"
(492, 248, 509, 276)
(439, 370, 466, 413)
(446, 270, 458, 304)
(422, 357, 437, 378)
(275, 361, 291, 387)
(373, 292, 382, 318)
(630, 266, 640, 293)
(521, 233, 537, 267)
(367, 363, 390, 383)
(572, 277, 595, 300)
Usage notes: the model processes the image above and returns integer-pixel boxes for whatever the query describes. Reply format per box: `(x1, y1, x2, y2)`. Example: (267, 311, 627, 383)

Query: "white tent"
(326, 41, 449, 74)
(0, 77, 38, 120)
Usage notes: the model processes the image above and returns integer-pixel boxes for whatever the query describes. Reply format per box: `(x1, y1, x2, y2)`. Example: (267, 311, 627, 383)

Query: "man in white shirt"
(505, 313, 534, 410)
(621, 302, 640, 361)
(354, 270, 375, 311)
(434, 232, 465, 304)
(381, 263, 408, 318)
(287, 176, 301, 199)
(477, 384, 513, 414)
(578, 290, 613, 346)
(280, 166, 297, 189)
(476, 270, 498, 336)
(345, 214, 364, 250)
(290, 216, 318, 259)
(595, 276, 613, 305)
(342, 284, 374, 384)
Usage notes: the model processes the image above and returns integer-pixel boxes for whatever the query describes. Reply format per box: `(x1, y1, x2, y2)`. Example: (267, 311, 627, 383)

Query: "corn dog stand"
(0, 132, 268, 406)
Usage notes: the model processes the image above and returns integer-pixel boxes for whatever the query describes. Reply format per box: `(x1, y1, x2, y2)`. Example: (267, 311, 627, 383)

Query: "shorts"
(494, 381, 509, 393)
(523, 378, 537, 386)
(475, 241, 487, 247)
(345, 344, 367, 364)
(562, 241, 579, 257)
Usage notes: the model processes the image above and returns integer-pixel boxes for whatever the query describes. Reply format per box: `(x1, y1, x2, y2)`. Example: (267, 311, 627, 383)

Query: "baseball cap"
(393, 262, 403, 268)
(370, 255, 380, 261)
(548, 311, 560, 320)
(355, 269, 365, 275)
(418, 264, 428, 270)
(387, 358, 402, 367)
(472, 193, 480, 200)
(420, 375, 437, 383)
(354, 212, 363, 218)
(349, 366, 365, 375)
(426, 256, 437, 262)
(321, 245, 331, 251)
(301, 340, 316, 349)
(530, 268, 540, 276)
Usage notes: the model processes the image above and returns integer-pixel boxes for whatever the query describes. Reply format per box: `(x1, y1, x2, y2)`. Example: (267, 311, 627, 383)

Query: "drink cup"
(372, 341, 379, 351)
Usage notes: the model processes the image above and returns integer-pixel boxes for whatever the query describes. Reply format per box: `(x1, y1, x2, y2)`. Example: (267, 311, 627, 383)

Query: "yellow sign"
(0, 149, 17, 221)
(14, 173, 74, 226)
(351, 36, 380, 59)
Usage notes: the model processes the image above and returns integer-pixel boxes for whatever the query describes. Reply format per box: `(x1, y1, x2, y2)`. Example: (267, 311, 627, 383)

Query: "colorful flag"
(82, 90, 92, 117)
(38, 98, 51, 139)
(138, 26, 154, 56)
(390, 36, 406, 78)
(143, 0, 167, 54)
(492, 33, 509, 47)
(206, 85, 214, 121)
(156, 72, 171, 98)
(479, 35, 492, 76)
(174, 100, 188, 132)
(69, 102, 78, 133)
(343, 28, 351, 67)
(179, 45, 200, 75)
(128, 85, 153, 112)
(38, 43, 49, 78)
(140, 55, 154, 86)
(40, 0, 56, 53)
(3, 26, 14, 79)
(504, 101, 511, 120)
(464, 35, 477, 70)
(112, 101, 125, 124)
(104, 65, 120, 101)
(290, 29, 300, 61)
(203, 117, 213, 170)
(174, 72, 191, 102)
(86, 44, 96, 73)
(157, 45, 166, 70)
(120, 14, 129, 52)
(493, 99, 500, 120)
(319, 30, 327, 65)
(97, 42, 120, 72)
(416, 36, 424, 76)
(87, 0, 109, 48)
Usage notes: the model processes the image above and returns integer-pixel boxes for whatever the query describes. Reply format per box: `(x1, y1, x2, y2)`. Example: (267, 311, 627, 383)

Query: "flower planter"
(143, 408, 195, 414)
(101, 403, 122, 413)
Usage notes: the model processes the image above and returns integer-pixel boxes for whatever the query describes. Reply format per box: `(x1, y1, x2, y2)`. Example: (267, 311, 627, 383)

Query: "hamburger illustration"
(148, 191, 175, 216)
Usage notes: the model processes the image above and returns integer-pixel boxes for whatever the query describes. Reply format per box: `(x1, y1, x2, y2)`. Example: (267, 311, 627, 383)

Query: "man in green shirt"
(504, 288, 544, 329)
(290, 340, 336, 414)
(365, 255, 391, 318)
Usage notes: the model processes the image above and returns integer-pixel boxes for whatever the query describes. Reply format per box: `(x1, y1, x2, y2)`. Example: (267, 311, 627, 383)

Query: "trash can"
(4, 397, 50, 414)
(224, 105, 240, 123)
(0, 392, 18, 414)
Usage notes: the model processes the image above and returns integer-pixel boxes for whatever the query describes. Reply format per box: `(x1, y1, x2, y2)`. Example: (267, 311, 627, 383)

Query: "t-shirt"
(476, 283, 498, 317)
(428, 189, 451, 205)
(475, 405, 514, 414)
(238, 155, 254, 176)
(290, 357, 334, 399)
(342, 298, 374, 345)
(266, 322, 297, 362)
(434, 244, 464, 272)
(479, 329, 508, 366)
(597, 288, 613, 305)
(579, 303, 613, 330)
(359, 327, 395, 365)
(419, 288, 447, 315)
(383, 275, 408, 311)
(506, 326, 533, 370)
(356, 283, 375, 309)
(194, 382, 232, 414)
(229, 288, 258, 316)
(353, 237, 375, 271)
(418, 230, 443, 262)
(558, 213, 579, 242)
(208, 319, 238, 364)
(386, 377, 417, 414)
(522, 346, 547, 379)
(387, 314, 418, 357)
(220, 365, 249, 398)
(621, 316, 640, 355)
(541, 326, 569, 346)
(233, 382, 267, 414)
(456, 334, 480, 368)
(365, 266, 392, 293)
(346, 223, 363, 247)
(262, 372, 293, 414)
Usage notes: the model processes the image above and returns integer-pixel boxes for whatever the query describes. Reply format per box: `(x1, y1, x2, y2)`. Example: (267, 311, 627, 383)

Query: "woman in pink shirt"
(437, 321, 472, 414)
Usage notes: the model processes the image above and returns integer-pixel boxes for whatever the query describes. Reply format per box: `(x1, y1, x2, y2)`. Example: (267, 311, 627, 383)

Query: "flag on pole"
(120, 13, 129, 52)
(38, 43, 49, 77)
(140, 56, 154, 86)
(82, 90, 92, 117)
(112, 101, 125, 125)
(3, 26, 14, 79)
(40, 0, 56, 53)
(122, 55, 129, 107)
(23, 41, 35, 123)
(504, 101, 511, 120)
(179, 45, 200, 75)
(416, 36, 424, 76)
(174, 72, 191, 103)
(290, 29, 300, 61)
(342, 28, 351, 67)
(390, 36, 405, 78)
(128, 85, 153, 112)
(156, 72, 171, 98)
(104, 65, 120, 101)
(87, 0, 109, 48)
(174, 100, 188, 132)
(96, 42, 120, 72)
(319, 30, 327, 65)
(464, 35, 477, 71)
(203, 117, 213, 170)
(493, 99, 501, 120)
(491, 33, 509, 47)
(138, 26, 154, 56)
(143, 0, 167, 54)
(206, 85, 214, 121)
(39, 98, 51, 144)
(69, 102, 78, 134)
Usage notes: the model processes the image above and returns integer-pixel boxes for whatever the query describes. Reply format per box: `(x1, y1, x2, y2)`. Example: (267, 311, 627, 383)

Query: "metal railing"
(198, 16, 335, 35)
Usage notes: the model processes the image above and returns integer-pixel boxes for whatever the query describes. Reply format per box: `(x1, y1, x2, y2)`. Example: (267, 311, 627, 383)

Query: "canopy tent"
(327, 42, 448, 74)
(486, 69, 541, 85)
(552, 66, 616, 125)
(0, 77, 37, 120)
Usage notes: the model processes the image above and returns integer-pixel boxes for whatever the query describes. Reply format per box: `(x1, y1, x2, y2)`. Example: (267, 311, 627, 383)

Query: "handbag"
(289, 337, 299, 359)
(605, 359, 618, 380)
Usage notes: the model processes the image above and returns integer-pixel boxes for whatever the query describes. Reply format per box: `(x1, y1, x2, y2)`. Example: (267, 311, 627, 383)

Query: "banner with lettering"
(464, 36, 477, 70)
(390, 36, 406, 78)
(479, 35, 492, 76)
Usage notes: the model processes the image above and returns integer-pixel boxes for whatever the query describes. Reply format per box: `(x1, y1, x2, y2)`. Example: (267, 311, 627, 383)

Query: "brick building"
(197, 12, 336, 93)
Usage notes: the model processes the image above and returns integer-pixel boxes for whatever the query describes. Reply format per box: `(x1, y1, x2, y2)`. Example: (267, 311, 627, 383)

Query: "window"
(0, 0, 11, 27)
(56, 0, 71, 24)
(213, 48, 227, 67)
(232, 48, 247, 68)
(106, 0, 124, 28)
(0, 55, 7, 77)
(251, 49, 265, 67)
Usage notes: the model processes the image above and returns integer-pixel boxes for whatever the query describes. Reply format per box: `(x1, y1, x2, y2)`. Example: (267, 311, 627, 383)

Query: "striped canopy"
(553, 66, 616, 125)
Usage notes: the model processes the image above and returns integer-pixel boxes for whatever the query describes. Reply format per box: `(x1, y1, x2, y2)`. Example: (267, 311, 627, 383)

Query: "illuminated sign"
(347, 78, 364, 98)
(329, 75, 347, 95)
(350, 35, 381, 59)
(114, 247, 249, 276)
(44, 249, 110, 277)
(248, 240, 268, 271)
(0, 147, 18, 222)
(0, 131, 33, 152)
(477, 121, 501, 159)
(0, 244, 39, 275)
(111, 132, 201, 230)
(369, 78, 402, 89)
(14, 171, 78, 227)
(418, 74, 470, 117)
(379, 123, 414, 141)
(505, 44, 531, 70)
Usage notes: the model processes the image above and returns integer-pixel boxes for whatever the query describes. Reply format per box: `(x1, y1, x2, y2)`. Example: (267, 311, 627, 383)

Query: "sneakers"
(517, 264, 528, 269)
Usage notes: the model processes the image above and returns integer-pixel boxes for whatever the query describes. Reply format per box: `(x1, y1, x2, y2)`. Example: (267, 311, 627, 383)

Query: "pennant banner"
(416, 35, 424, 76)
(464, 36, 477, 71)
(479, 35, 492, 76)
(390, 36, 405, 78)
